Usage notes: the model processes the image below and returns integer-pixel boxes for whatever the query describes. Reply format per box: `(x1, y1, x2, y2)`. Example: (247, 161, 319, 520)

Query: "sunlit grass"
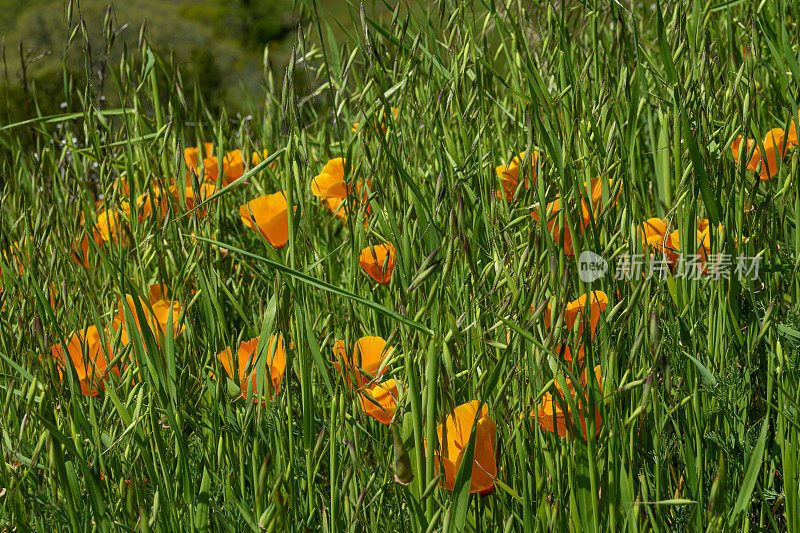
(1, 0, 800, 530)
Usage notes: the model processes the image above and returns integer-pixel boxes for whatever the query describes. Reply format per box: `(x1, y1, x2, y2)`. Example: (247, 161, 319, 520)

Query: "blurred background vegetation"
(0, 0, 396, 123)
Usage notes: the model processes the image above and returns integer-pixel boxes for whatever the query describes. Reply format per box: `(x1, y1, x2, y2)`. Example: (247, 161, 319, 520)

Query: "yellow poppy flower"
(358, 242, 396, 283)
(429, 401, 497, 495)
(217, 335, 287, 400)
(239, 192, 291, 249)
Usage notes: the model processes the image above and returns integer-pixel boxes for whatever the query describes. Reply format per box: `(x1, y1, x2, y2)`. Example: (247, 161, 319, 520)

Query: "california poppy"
(359, 379, 400, 425)
(582, 177, 621, 222)
(666, 218, 720, 263)
(640, 217, 668, 253)
(239, 192, 291, 249)
(312, 158, 349, 199)
(72, 207, 127, 267)
(131, 187, 170, 222)
(430, 401, 497, 495)
(204, 149, 270, 185)
(533, 197, 576, 255)
(113, 284, 183, 346)
(322, 197, 348, 222)
(333, 336, 392, 388)
(52, 326, 120, 396)
(71, 234, 91, 268)
(542, 291, 608, 363)
(1, 240, 26, 274)
(731, 127, 797, 181)
(496, 151, 539, 202)
(169, 182, 218, 216)
(312, 158, 372, 223)
(359, 243, 396, 284)
(92, 208, 126, 245)
(352, 107, 400, 133)
(789, 111, 800, 146)
(217, 335, 287, 400)
(534, 365, 602, 439)
(184, 143, 214, 172)
(532, 179, 618, 256)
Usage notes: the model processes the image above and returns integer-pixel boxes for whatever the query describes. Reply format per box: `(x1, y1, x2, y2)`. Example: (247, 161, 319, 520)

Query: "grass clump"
(1, 0, 800, 530)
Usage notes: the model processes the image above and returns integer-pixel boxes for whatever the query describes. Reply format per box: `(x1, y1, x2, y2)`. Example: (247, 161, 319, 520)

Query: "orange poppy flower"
(131, 187, 170, 222)
(533, 197, 577, 255)
(542, 291, 608, 363)
(312, 158, 372, 222)
(789, 111, 800, 146)
(71, 234, 91, 268)
(534, 365, 602, 439)
(333, 336, 392, 388)
(217, 335, 287, 400)
(731, 127, 797, 180)
(359, 379, 400, 425)
(430, 401, 497, 495)
(169, 182, 218, 216)
(665, 218, 722, 263)
(239, 192, 291, 249)
(52, 326, 120, 396)
(112, 177, 130, 196)
(312, 158, 349, 199)
(113, 284, 183, 346)
(92, 208, 126, 245)
(352, 107, 400, 132)
(496, 151, 539, 202)
(358, 243, 396, 283)
(532, 179, 618, 256)
(565, 291, 608, 336)
(203, 149, 270, 185)
(322, 197, 348, 222)
(184, 143, 214, 171)
(581, 177, 621, 222)
(1, 240, 26, 274)
(640, 217, 668, 252)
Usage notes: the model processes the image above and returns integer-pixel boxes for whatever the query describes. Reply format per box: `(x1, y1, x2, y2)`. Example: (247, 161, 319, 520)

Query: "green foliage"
(1, 0, 800, 531)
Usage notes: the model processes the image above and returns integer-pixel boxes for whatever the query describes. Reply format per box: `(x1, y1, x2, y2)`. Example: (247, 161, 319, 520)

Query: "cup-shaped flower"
(532, 179, 619, 256)
(359, 379, 400, 425)
(582, 177, 621, 222)
(133, 187, 170, 222)
(71, 235, 91, 268)
(731, 127, 795, 181)
(92, 208, 126, 245)
(562, 291, 609, 338)
(217, 335, 287, 400)
(640, 217, 668, 252)
(184, 143, 214, 172)
(239, 192, 291, 249)
(430, 401, 497, 495)
(533, 197, 576, 255)
(359, 242, 396, 284)
(333, 336, 392, 388)
(666, 218, 719, 263)
(52, 326, 120, 396)
(542, 291, 608, 363)
(113, 284, 183, 347)
(496, 151, 539, 202)
(312, 158, 348, 199)
(201, 149, 269, 185)
(534, 365, 602, 439)
(169, 182, 218, 216)
(789, 111, 800, 146)
(323, 197, 348, 222)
